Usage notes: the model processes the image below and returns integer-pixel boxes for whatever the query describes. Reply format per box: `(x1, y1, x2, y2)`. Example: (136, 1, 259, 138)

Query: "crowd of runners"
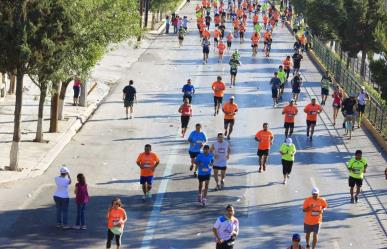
(51, 0, 373, 248)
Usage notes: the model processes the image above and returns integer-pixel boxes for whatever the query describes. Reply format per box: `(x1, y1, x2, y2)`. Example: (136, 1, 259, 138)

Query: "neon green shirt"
(347, 157, 367, 179)
(278, 71, 286, 84)
(254, 23, 262, 32)
(280, 143, 296, 161)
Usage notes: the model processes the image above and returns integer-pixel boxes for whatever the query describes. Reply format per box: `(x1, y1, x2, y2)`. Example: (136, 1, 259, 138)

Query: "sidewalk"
(0, 35, 156, 184)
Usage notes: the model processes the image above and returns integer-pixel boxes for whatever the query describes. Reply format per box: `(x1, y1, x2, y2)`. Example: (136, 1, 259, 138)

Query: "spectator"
(73, 77, 81, 106)
(73, 173, 89, 230)
(53, 166, 71, 229)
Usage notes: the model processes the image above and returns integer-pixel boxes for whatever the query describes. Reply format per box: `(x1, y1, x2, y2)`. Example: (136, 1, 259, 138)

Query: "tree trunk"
(58, 79, 72, 120)
(346, 56, 351, 69)
(80, 79, 87, 107)
(360, 50, 367, 80)
(49, 82, 60, 133)
(151, 11, 156, 30)
(9, 68, 24, 171)
(34, 84, 47, 142)
(144, 0, 150, 28)
(137, 0, 144, 42)
(8, 74, 16, 94)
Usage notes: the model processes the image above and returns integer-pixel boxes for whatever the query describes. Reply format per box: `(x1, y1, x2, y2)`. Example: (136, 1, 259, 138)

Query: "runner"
(217, 39, 226, 63)
(278, 65, 287, 100)
(106, 198, 127, 249)
(252, 12, 259, 26)
(346, 150, 368, 203)
(205, 13, 212, 30)
(341, 94, 357, 133)
(222, 96, 238, 140)
(122, 80, 137, 119)
(226, 31, 234, 52)
(194, 145, 214, 206)
(320, 70, 332, 105)
(331, 86, 343, 126)
(357, 86, 369, 128)
(212, 76, 226, 115)
(136, 144, 160, 200)
(251, 31, 260, 56)
(304, 97, 322, 141)
(178, 26, 186, 47)
(283, 55, 292, 81)
(255, 123, 274, 173)
(263, 14, 268, 29)
(303, 187, 328, 249)
(291, 72, 303, 104)
(214, 27, 222, 50)
(182, 78, 195, 103)
(263, 30, 272, 57)
(188, 123, 207, 177)
(287, 234, 305, 249)
(282, 99, 298, 138)
(229, 53, 241, 88)
(280, 138, 296, 184)
(212, 205, 239, 249)
(178, 98, 192, 137)
(210, 133, 231, 190)
(233, 17, 240, 38)
(239, 23, 246, 43)
(270, 72, 281, 107)
(292, 49, 303, 75)
(202, 37, 211, 64)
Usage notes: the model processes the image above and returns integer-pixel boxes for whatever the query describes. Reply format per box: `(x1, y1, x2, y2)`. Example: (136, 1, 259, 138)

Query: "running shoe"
(214, 185, 220, 191)
(202, 198, 207, 206)
(355, 196, 358, 203)
(197, 194, 202, 203)
(56, 224, 62, 228)
(142, 195, 147, 201)
(146, 192, 152, 199)
(190, 165, 193, 171)
(350, 197, 354, 204)
(193, 172, 198, 177)
(258, 167, 262, 173)
(220, 181, 225, 189)
(80, 225, 87, 230)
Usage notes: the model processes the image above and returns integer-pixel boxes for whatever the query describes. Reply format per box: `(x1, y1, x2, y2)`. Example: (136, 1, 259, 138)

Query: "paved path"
(0, 1, 385, 249)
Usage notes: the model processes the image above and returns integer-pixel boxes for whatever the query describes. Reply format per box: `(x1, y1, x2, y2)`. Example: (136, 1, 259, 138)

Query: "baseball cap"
(60, 166, 69, 174)
(312, 187, 319, 195)
(361, 86, 365, 90)
(230, 96, 235, 99)
(289, 99, 295, 103)
(285, 138, 293, 145)
(292, 233, 301, 241)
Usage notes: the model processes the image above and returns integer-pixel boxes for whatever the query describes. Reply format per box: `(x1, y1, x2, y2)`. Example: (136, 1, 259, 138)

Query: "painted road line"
(140, 143, 178, 249)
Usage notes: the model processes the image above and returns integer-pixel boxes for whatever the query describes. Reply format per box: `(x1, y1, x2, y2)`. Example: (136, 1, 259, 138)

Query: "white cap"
(60, 166, 69, 174)
(230, 96, 235, 99)
(285, 138, 293, 145)
(361, 86, 365, 90)
(312, 187, 319, 194)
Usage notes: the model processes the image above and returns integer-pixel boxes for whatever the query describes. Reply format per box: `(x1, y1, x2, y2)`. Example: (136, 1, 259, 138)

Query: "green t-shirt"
(347, 157, 367, 179)
(278, 71, 286, 84)
(280, 143, 296, 161)
(262, 3, 269, 10)
(254, 23, 262, 32)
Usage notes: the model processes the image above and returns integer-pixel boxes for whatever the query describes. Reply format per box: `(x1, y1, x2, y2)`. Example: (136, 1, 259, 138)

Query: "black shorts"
(280, 84, 285, 89)
(348, 176, 363, 187)
(124, 100, 134, 107)
(257, 149, 269, 157)
(189, 151, 200, 159)
(183, 95, 192, 103)
(73, 86, 80, 98)
(214, 38, 219, 43)
(230, 68, 237, 75)
(224, 119, 235, 127)
(213, 166, 227, 170)
(214, 96, 223, 105)
(321, 88, 329, 96)
(292, 88, 300, 94)
(271, 88, 278, 98)
(181, 115, 190, 128)
(357, 104, 366, 113)
(178, 36, 184, 41)
(203, 47, 210, 54)
(284, 122, 294, 129)
(239, 32, 244, 38)
(304, 223, 320, 234)
(282, 159, 293, 175)
(293, 64, 300, 69)
(332, 103, 341, 109)
(198, 174, 211, 182)
(251, 44, 258, 48)
(227, 41, 232, 47)
(306, 120, 317, 127)
(216, 239, 235, 249)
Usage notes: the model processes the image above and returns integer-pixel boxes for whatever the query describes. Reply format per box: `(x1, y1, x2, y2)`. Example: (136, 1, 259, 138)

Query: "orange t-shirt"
(197, 17, 204, 24)
(218, 43, 226, 53)
(223, 102, 238, 120)
(233, 19, 240, 28)
(212, 81, 226, 97)
(283, 59, 292, 70)
(136, 152, 160, 177)
(214, 16, 221, 24)
(241, 2, 247, 9)
(237, 9, 244, 17)
(227, 33, 233, 41)
(303, 197, 328, 225)
(283, 105, 298, 123)
(251, 34, 260, 44)
(255, 130, 273, 150)
(304, 104, 321, 121)
(264, 32, 271, 41)
(253, 15, 259, 23)
(300, 36, 307, 45)
(202, 29, 210, 39)
(214, 29, 221, 38)
(263, 16, 268, 24)
(107, 207, 126, 229)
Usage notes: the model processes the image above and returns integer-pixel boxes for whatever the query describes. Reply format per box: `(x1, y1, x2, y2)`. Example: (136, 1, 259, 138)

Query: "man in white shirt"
(213, 205, 239, 249)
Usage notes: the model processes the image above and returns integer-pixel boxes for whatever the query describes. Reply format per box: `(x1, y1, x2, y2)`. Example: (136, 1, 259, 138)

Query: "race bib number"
(196, 140, 203, 144)
(287, 113, 294, 117)
(202, 168, 209, 172)
(310, 111, 316, 115)
(311, 211, 320, 216)
(218, 148, 226, 153)
(143, 163, 151, 168)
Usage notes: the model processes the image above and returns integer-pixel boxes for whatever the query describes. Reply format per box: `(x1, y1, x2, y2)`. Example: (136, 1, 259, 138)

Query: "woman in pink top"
(73, 77, 81, 106)
(74, 173, 89, 229)
(332, 86, 343, 126)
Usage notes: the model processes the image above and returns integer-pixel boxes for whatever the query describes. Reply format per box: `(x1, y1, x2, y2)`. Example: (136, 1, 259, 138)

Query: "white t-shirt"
(358, 92, 367, 105)
(213, 215, 239, 241)
(53, 176, 70, 198)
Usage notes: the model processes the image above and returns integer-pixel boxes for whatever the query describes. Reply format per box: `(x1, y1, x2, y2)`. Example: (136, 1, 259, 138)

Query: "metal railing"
(307, 34, 387, 138)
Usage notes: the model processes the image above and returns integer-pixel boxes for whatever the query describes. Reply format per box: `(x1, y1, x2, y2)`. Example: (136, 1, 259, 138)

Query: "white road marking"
(140, 144, 178, 249)
(310, 177, 316, 189)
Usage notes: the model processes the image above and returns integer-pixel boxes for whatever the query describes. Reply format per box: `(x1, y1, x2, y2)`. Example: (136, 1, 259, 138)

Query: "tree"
(370, 19, 387, 99)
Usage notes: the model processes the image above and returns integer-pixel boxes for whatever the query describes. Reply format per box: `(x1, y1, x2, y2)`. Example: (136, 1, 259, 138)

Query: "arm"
(212, 227, 222, 243)
(121, 210, 128, 224)
(178, 105, 183, 113)
(74, 185, 78, 195)
(67, 173, 72, 185)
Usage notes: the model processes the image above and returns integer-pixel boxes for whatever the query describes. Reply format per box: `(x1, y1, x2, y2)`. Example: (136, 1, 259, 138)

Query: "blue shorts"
(140, 176, 154, 185)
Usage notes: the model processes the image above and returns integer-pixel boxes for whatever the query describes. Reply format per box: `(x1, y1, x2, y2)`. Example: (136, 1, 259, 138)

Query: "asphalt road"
(0, 1, 386, 249)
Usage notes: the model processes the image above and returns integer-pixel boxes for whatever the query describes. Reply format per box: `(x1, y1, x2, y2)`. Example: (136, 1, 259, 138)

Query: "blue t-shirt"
(270, 77, 281, 89)
(188, 131, 207, 152)
(182, 84, 195, 96)
(195, 153, 214, 176)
